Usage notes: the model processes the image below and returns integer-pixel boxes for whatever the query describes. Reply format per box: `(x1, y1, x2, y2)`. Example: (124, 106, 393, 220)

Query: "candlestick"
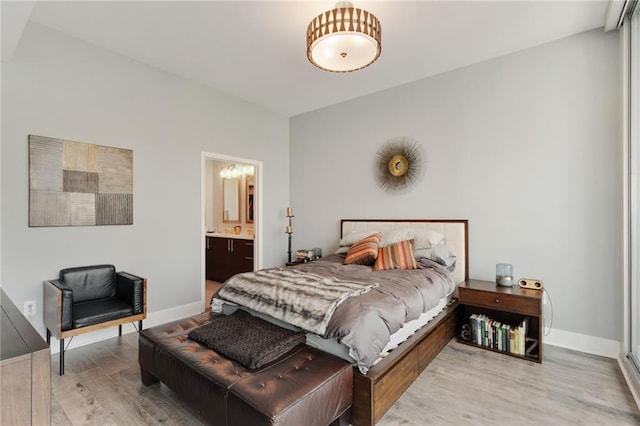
(285, 207, 294, 263)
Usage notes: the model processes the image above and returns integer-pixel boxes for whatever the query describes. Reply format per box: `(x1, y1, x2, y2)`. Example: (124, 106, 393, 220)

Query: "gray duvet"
(216, 254, 455, 373)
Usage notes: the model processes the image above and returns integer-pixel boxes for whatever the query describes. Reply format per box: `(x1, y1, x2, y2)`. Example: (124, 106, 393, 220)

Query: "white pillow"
(338, 231, 379, 247)
(417, 243, 457, 270)
(415, 229, 445, 249)
(380, 228, 444, 249)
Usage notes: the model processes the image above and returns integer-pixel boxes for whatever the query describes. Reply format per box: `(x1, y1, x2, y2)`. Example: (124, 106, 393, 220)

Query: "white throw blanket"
(217, 268, 378, 336)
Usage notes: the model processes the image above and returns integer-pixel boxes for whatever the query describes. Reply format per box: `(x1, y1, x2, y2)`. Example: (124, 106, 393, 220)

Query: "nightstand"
(285, 259, 315, 266)
(457, 279, 543, 362)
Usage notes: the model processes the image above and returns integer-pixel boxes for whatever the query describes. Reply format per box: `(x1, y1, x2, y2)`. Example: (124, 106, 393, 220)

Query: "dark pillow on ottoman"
(188, 310, 306, 369)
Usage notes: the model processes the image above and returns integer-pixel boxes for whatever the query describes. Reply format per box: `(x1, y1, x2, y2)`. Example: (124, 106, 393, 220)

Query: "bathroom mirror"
(246, 176, 254, 224)
(222, 177, 240, 223)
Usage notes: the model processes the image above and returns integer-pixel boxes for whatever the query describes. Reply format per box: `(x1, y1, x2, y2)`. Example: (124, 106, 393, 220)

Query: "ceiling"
(6, 1, 609, 117)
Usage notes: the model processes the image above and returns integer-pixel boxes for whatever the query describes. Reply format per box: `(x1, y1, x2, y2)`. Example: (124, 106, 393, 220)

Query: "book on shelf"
(501, 323, 509, 353)
(467, 314, 529, 356)
(469, 314, 478, 343)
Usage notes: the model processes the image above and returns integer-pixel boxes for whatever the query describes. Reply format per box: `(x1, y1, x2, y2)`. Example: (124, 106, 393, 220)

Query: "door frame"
(201, 151, 262, 306)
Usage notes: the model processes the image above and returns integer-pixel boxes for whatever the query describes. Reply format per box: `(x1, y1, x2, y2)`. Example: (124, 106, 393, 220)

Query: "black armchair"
(43, 265, 147, 375)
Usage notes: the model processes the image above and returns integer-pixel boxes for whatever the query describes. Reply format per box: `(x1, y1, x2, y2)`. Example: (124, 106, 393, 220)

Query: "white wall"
(290, 29, 621, 341)
(1, 23, 290, 336)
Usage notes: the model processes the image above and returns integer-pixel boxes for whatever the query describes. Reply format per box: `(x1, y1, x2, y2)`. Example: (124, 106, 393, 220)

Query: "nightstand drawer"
(459, 289, 540, 316)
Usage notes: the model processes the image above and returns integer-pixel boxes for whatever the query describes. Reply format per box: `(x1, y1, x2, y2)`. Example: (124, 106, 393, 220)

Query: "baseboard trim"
(48, 301, 203, 354)
(49, 308, 621, 361)
(544, 328, 620, 358)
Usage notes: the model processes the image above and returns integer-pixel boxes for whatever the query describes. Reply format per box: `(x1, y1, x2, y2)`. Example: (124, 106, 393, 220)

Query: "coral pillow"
(344, 233, 381, 265)
(373, 240, 418, 271)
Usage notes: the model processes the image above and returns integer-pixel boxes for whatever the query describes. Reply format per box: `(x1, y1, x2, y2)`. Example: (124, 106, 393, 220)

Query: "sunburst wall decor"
(375, 136, 425, 192)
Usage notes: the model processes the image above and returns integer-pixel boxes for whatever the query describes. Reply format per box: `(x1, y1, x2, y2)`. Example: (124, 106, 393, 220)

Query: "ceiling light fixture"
(306, 1, 382, 73)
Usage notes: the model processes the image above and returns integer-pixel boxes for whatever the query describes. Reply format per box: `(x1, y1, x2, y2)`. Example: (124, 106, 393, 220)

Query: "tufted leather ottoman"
(139, 312, 352, 426)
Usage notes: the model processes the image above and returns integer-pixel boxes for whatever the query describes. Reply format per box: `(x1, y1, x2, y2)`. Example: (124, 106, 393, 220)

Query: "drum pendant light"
(306, 1, 382, 73)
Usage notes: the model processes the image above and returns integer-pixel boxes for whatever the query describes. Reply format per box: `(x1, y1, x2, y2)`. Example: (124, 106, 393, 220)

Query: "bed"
(220, 219, 468, 425)
(338, 219, 467, 425)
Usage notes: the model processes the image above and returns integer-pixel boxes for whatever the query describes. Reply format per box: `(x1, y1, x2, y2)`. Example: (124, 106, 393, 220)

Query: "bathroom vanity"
(206, 234, 254, 282)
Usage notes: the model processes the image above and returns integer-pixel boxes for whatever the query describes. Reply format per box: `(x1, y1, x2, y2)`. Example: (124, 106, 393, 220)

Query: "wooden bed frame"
(341, 219, 469, 426)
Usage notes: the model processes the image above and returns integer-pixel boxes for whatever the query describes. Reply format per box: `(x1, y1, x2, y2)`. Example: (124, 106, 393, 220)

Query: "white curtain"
(622, 1, 640, 400)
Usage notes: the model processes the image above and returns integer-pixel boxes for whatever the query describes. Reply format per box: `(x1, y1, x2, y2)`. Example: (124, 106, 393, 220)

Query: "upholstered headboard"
(341, 219, 469, 284)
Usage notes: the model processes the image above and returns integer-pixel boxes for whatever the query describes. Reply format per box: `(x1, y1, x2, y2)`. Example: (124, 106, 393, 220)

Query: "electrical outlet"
(23, 300, 36, 317)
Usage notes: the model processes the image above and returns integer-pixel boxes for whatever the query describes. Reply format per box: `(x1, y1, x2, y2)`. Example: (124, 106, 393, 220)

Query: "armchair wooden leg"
(118, 325, 122, 336)
(139, 320, 143, 331)
(46, 329, 51, 344)
(59, 339, 65, 376)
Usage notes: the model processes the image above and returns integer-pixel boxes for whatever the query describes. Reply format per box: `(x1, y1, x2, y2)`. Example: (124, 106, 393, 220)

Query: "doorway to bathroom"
(201, 152, 262, 312)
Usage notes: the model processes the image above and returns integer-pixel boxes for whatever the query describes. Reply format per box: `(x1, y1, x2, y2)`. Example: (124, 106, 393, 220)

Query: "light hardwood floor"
(50, 333, 640, 425)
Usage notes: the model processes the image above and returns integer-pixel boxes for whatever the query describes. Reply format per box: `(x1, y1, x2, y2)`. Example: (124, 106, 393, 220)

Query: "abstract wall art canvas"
(29, 135, 133, 227)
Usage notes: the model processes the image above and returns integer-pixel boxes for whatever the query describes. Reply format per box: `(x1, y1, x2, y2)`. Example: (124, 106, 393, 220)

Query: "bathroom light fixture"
(220, 164, 254, 179)
(306, 1, 382, 73)
(220, 164, 238, 179)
